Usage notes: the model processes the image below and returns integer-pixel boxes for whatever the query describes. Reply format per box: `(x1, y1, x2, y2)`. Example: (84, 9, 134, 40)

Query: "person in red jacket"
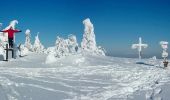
(0, 27, 22, 48)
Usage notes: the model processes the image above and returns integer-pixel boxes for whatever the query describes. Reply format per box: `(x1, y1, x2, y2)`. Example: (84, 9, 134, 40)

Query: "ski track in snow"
(0, 53, 169, 100)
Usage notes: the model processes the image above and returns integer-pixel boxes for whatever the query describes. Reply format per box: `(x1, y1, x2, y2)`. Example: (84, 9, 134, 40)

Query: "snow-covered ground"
(0, 53, 170, 100)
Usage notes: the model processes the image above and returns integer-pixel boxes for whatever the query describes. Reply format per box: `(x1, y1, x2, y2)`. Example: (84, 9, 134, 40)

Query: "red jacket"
(1, 29, 21, 38)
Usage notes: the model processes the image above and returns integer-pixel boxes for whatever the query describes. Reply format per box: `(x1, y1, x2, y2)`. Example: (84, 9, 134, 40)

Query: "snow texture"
(81, 18, 105, 56)
(0, 53, 170, 100)
(45, 53, 57, 64)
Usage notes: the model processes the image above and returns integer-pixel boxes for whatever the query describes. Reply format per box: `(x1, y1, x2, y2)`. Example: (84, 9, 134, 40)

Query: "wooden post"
(6, 44, 8, 61)
(13, 43, 16, 59)
(12, 49, 14, 58)
(163, 61, 168, 67)
(163, 58, 168, 67)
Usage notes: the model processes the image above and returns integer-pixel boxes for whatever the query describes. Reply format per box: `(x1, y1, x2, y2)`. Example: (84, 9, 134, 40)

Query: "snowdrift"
(0, 53, 170, 100)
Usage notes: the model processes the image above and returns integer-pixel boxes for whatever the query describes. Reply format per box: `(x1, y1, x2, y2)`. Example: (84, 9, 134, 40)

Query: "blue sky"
(0, 0, 170, 58)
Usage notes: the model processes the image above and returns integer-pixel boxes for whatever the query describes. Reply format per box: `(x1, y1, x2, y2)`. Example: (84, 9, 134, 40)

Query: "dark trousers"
(8, 38, 14, 48)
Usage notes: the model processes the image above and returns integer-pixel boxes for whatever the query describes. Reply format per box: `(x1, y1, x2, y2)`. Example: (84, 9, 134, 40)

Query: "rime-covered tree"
(33, 33, 44, 53)
(68, 34, 78, 53)
(81, 18, 96, 51)
(46, 35, 79, 59)
(55, 36, 69, 57)
(81, 18, 105, 56)
(25, 29, 32, 51)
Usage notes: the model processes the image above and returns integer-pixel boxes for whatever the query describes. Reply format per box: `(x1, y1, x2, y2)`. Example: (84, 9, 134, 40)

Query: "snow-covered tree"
(46, 34, 79, 60)
(81, 18, 105, 56)
(68, 34, 78, 53)
(25, 29, 33, 51)
(81, 18, 96, 51)
(0, 23, 6, 48)
(19, 44, 29, 57)
(33, 33, 44, 53)
(55, 36, 69, 57)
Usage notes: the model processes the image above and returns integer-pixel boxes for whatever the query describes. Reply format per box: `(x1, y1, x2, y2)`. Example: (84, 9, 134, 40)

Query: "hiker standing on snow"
(0, 27, 21, 48)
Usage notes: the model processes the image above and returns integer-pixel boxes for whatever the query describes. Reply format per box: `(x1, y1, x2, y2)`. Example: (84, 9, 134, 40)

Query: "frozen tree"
(68, 34, 78, 53)
(0, 23, 5, 48)
(0, 23, 6, 58)
(132, 37, 148, 59)
(54, 35, 79, 57)
(0, 46, 5, 57)
(33, 33, 44, 53)
(81, 18, 105, 56)
(46, 34, 79, 63)
(55, 36, 69, 57)
(25, 29, 33, 51)
(45, 47, 56, 54)
(81, 18, 96, 51)
(19, 44, 29, 57)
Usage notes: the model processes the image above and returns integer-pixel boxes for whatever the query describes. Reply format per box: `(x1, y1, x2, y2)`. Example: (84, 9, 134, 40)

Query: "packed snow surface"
(0, 53, 170, 100)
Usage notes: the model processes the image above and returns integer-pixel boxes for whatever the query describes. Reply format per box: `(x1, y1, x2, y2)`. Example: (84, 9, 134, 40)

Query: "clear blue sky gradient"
(0, 0, 170, 58)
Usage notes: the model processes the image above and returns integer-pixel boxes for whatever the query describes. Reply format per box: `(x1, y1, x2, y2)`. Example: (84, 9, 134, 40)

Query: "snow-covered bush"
(52, 35, 79, 57)
(55, 36, 70, 57)
(81, 18, 105, 56)
(45, 47, 55, 54)
(45, 34, 79, 63)
(25, 29, 33, 51)
(33, 34, 45, 53)
(19, 44, 29, 56)
(0, 33, 6, 48)
(0, 46, 5, 59)
(95, 46, 106, 56)
(45, 53, 57, 64)
(68, 34, 78, 53)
